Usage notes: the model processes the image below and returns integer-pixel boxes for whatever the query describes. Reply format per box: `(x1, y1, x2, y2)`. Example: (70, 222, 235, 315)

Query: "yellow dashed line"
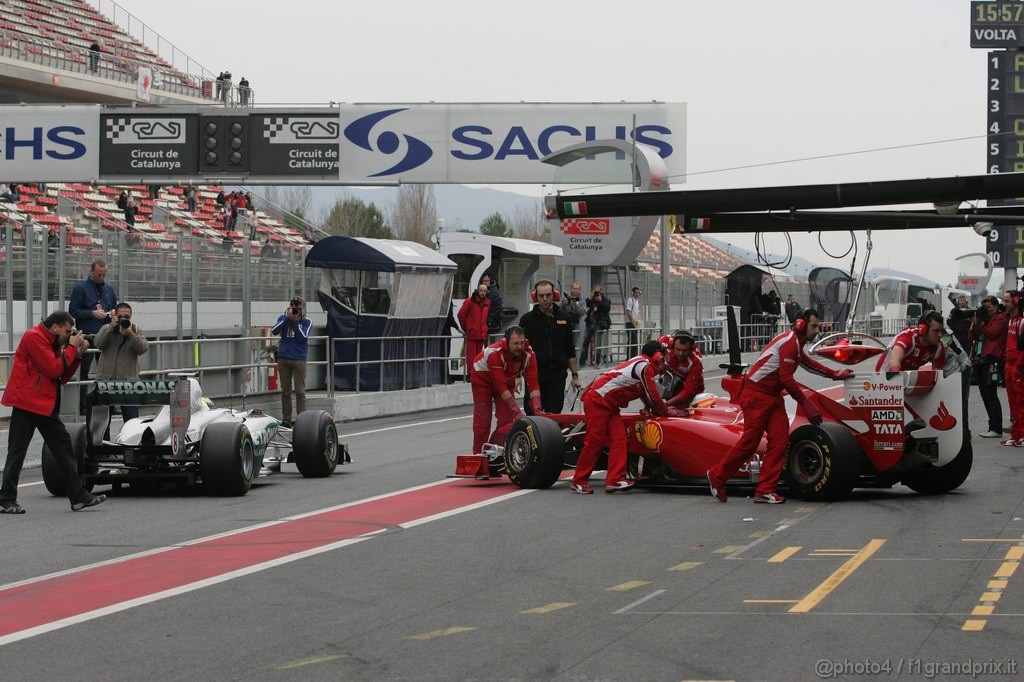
(1007, 546, 1024, 561)
(971, 605, 995, 616)
(995, 562, 1019, 578)
(981, 592, 1002, 602)
(607, 581, 651, 591)
(405, 627, 476, 640)
(778, 518, 798, 524)
(989, 579, 1009, 589)
(714, 545, 745, 554)
(795, 506, 815, 513)
(668, 561, 703, 572)
(272, 654, 347, 669)
(789, 539, 886, 613)
(521, 602, 576, 614)
(962, 620, 986, 632)
(767, 547, 801, 563)
(749, 530, 770, 538)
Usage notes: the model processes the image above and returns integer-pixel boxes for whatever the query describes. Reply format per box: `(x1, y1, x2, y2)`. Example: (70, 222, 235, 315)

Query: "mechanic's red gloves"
(667, 407, 689, 418)
(802, 401, 823, 426)
(834, 369, 855, 380)
(529, 396, 543, 415)
(505, 397, 525, 422)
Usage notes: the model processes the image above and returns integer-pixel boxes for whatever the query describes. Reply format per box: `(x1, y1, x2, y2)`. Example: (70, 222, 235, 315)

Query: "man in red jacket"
(876, 311, 947, 372)
(1001, 291, 1024, 446)
(661, 331, 705, 408)
(1, 311, 107, 513)
(470, 326, 541, 456)
(571, 339, 687, 495)
(707, 308, 853, 504)
(971, 297, 1007, 438)
(458, 282, 491, 378)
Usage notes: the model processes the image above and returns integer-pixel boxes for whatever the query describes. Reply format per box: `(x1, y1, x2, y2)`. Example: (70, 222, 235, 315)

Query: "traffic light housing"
(199, 115, 249, 172)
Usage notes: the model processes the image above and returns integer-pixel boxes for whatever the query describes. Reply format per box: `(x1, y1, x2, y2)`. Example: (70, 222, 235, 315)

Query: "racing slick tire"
(902, 437, 973, 495)
(503, 416, 564, 489)
(292, 410, 339, 478)
(783, 422, 860, 501)
(200, 422, 256, 496)
(41, 422, 93, 496)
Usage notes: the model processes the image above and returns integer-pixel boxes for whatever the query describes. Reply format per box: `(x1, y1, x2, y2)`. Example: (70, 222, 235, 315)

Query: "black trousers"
(1, 407, 87, 504)
(526, 370, 568, 415)
(78, 351, 94, 416)
(976, 361, 1003, 433)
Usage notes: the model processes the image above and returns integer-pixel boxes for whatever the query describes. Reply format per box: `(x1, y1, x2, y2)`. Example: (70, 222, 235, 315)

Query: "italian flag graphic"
(563, 201, 588, 216)
(689, 218, 711, 230)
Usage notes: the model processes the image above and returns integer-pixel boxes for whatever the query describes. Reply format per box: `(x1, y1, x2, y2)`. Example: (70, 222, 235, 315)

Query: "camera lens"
(118, 315, 131, 329)
(291, 307, 301, 315)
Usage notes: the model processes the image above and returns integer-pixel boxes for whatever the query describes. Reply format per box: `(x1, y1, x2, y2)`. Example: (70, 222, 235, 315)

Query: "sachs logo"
(561, 218, 610, 235)
(343, 108, 432, 177)
(928, 402, 957, 431)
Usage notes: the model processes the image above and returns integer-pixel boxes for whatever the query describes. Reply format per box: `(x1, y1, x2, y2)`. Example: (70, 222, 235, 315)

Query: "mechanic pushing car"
(876, 310, 947, 373)
(659, 331, 705, 409)
(470, 326, 542, 457)
(707, 308, 854, 505)
(570, 339, 687, 495)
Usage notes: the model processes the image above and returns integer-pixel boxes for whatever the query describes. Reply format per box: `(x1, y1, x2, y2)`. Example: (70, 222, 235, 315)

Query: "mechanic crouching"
(570, 340, 687, 495)
(707, 308, 853, 505)
(470, 326, 542, 456)
(94, 302, 149, 424)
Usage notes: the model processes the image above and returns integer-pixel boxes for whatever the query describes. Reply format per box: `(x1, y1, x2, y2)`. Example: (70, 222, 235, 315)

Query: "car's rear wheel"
(504, 417, 565, 489)
(292, 410, 339, 478)
(902, 436, 973, 495)
(783, 423, 860, 501)
(42, 423, 93, 496)
(200, 422, 255, 496)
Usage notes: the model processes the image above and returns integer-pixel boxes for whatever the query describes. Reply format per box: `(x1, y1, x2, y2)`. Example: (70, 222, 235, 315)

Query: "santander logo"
(928, 402, 956, 431)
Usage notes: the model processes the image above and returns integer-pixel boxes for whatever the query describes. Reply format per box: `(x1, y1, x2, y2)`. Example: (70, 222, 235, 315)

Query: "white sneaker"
(980, 430, 1002, 438)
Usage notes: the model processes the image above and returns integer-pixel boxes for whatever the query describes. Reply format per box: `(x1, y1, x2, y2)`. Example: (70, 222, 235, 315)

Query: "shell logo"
(862, 381, 871, 391)
(637, 420, 664, 452)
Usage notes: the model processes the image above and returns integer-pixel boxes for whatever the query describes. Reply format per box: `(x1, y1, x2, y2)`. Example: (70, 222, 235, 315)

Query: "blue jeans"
(579, 325, 605, 365)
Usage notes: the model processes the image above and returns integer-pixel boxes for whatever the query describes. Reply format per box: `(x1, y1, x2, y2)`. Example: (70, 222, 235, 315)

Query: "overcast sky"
(107, 0, 996, 286)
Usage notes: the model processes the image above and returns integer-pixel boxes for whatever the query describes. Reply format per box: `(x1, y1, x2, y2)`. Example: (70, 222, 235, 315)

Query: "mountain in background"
(306, 185, 542, 233)
(702, 236, 823, 279)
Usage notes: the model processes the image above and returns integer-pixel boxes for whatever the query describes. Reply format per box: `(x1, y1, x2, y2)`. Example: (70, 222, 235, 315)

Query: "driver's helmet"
(188, 379, 207, 413)
(690, 392, 718, 409)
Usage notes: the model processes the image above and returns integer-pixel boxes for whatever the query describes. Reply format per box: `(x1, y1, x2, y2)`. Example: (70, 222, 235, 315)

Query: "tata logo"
(343, 108, 433, 177)
(451, 124, 673, 161)
(561, 218, 610, 235)
(0, 125, 87, 160)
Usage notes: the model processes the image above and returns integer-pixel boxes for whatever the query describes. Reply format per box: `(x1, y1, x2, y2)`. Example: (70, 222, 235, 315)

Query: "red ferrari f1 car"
(465, 326, 972, 501)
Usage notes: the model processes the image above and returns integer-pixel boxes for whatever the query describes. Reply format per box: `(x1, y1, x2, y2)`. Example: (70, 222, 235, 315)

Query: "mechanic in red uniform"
(457, 281, 491, 378)
(707, 308, 854, 504)
(1001, 291, 1024, 446)
(876, 311, 947, 372)
(571, 339, 687, 494)
(470, 326, 541, 455)
(1, 311, 106, 513)
(659, 331, 705, 408)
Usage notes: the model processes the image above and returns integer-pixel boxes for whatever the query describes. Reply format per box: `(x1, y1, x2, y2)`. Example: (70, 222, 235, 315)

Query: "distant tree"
(322, 197, 392, 238)
(389, 185, 438, 246)
(479, 212, 513, 238)
(509, 203, 549, 242)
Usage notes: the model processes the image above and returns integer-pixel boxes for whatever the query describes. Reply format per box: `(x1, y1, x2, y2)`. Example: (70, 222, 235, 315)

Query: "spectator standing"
(626, 287, 642, 357)
(1, 311, 106, 513)
(785, 294, 801, 325)
(570, 340, 684, 494)
(1001, 291, 1024, 446)
(123, 197, 137, 231)
(481, 272, 503, 336)
(88, 41, 101, 72)
(221, 71, 232, 104)
(238, 77, 250, 106)
(9, 183, 20, 203)
(215, 71, 225, 101)
(469, 326, 541, 456)
(578, 286, 611, 366)
(215, 189, 225, 207)
(272, 296, 312, 428)
(970, 296, 1007, 438)
(69, 260, 117, 414)
(93, 303, 148, 424)
(116, 190, 128, 211)
(519, 280, 581, 414)
(560, 281, 586, 350)
(186, 186, 197, 213)
(707, 308, 853, 504)
(457, 282, 491, 377)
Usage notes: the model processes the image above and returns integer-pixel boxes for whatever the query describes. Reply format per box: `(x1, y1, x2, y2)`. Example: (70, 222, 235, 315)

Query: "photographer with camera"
(579, 285, 612, 366)
(272, 297, 313, 428)
(1, 311, 106, 513)
(971, 296, 1007, 438)
(93, 302, 149, 423)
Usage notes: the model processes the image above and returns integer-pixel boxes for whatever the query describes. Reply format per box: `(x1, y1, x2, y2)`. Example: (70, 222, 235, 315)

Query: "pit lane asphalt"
(1, 374, 1022, 682)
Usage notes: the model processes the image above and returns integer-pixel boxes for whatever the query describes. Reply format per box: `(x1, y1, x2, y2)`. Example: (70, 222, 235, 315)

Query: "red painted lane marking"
(0, 478, 525, 646)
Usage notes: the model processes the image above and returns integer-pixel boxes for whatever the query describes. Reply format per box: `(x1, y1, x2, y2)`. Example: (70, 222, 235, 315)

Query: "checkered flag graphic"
(263, 117, 288, 140)
(105, 118, 130, 141)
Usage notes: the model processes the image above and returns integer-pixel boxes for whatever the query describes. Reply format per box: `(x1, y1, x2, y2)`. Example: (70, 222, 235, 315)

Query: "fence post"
(5, 224, 13, 350)
(24, 223, 33, 330)
(39, 225, 48, 319)
(176, 237, 183, 339)
(191, 236, 199, 338)
(57, 225, 67, 310)
(242, 239, 251, 331)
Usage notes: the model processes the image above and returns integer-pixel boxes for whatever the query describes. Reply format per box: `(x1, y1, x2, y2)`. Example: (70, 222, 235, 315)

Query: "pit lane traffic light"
(199, 115, 249, 173)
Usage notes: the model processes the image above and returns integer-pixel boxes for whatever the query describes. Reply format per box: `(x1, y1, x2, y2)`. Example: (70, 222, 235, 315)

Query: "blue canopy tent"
(306, 237, 456, 391)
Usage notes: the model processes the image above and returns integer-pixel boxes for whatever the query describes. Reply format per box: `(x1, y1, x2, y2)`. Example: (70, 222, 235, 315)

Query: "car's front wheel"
(504, 417, 565, 489)
(200, 422, 255, 496)
(292, 410, 339, 478)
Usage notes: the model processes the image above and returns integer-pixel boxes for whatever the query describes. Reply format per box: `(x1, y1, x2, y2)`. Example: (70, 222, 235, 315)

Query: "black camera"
(290, 306, 301, 316)
(73, 330, 95, 344)
(118, 315, 131, 329)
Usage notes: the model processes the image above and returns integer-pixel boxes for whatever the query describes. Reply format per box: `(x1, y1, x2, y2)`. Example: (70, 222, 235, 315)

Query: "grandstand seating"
(0, 0, 216, 100)
(637, 229, 743, 278)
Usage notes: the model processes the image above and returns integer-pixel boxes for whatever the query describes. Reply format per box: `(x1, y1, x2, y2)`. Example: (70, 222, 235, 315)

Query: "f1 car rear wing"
(87, 380, 177, 406)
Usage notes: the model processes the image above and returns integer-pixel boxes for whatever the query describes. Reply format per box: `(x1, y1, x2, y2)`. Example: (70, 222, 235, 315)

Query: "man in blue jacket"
(272, 296, 313, 428)
(69, 260, 117, 415)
